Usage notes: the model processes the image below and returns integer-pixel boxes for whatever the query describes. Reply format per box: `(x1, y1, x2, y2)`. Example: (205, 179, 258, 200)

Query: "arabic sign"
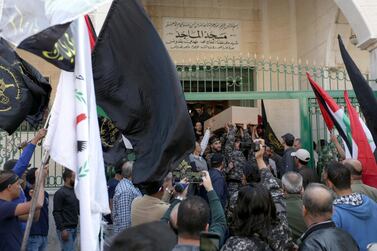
(163, 18, 240, 51)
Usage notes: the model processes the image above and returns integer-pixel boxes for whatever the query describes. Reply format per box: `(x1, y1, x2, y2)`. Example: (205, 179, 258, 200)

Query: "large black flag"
(338, 35, 377, 145)
(92, 0, 195, 184)
(261, 100, 284, 156)
(0, 38, 51, 134)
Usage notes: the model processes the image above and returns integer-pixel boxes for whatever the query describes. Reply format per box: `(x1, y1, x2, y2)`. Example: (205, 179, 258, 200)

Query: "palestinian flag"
(338, 35, 377, 147)
(344, 91, 377, 188)
(307, 73, 354, 157)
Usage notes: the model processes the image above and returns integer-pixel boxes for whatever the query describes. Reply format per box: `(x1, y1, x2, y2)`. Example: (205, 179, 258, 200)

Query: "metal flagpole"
(20, 112, 52, 251)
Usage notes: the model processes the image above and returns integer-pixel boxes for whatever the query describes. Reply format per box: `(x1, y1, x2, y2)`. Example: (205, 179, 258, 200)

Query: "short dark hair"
(26, 168, 38, 185)
(242, 162, 261, 183)
(137, 181, 163, 195)
(326, 161, 351, 190)
(234, 184, 276, 240)
(343, 162, 362, 176)
(177, 196, 210, 238)
(110, 221, 176, 251)
(303, 183, 333, 217)
(62, 168, 74, 182)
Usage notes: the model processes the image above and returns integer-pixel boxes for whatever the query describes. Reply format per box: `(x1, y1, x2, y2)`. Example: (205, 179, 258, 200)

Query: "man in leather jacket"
(299, 183, 359, 251)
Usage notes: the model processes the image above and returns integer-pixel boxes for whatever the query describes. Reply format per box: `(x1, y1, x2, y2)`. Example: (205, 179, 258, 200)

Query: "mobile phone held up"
(200, 231, 221, 251)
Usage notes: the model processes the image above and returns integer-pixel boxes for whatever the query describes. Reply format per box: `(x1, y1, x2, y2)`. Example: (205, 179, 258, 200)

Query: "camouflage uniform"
(317, 143, 338, 177)
(259, 168, 295, 250)
(224, 127, 247, 200)
(226, 168, 295, 250)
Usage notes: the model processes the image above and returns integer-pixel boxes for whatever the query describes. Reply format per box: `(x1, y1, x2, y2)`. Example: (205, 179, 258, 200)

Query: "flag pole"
(20, 111, 52, 251)
(20, 150, 50, 251)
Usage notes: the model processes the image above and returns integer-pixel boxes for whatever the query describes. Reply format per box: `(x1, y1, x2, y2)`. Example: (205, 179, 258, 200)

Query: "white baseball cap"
(291, 149, 311, 162)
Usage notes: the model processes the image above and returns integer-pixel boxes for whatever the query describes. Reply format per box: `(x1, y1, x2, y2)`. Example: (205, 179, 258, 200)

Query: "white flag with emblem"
(44, 17, 110, 251)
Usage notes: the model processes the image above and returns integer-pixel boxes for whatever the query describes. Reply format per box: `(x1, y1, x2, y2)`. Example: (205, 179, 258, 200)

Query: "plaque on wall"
(163, 17, 240, 51)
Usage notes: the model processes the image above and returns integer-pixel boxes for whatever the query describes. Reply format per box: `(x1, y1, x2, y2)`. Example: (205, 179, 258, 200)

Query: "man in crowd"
(205, 135, 223, 169)
(325, 161, 377, 251)
(2, 128, 47, 233)
(131, 178, 171, 226)
(203, 153, 227, 209)
(299, 183, 358, 250)
(343, 159, 377, 202)
(106, 159, 125, 223)
(271, 133, 295, 177)
(0, 167, 46, 251)
(224, 124, 247, 200)
(291, 148, 319, 188)
(113, 161, 141, 233)
(189, 142, 208, 172)
(53, 169, 79, 251)
(293, 138, 301, 150)
(24, 168, 49, 251)
(172, 171, 227, 250)
(282, 171, 306, 241)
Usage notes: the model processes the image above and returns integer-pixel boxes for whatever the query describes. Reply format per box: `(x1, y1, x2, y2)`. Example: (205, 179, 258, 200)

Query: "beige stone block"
(204, 106, 259, 131)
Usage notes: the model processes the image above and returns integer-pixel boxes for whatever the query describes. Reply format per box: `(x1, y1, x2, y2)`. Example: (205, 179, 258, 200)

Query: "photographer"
(163, 171, 227, 250)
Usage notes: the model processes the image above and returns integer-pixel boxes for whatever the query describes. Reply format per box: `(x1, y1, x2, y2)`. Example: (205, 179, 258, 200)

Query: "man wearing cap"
(0, 169, 46, 250)
(343, 159, 377, 202)
(291, 149, 319, 189)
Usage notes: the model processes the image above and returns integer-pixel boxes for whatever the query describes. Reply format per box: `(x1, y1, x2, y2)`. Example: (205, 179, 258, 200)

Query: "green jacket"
(351, 180, 377, 203)
(284, 194, 307, 241)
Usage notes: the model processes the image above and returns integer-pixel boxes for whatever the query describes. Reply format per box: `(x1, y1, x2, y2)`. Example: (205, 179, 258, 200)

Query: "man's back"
(351, 180, 377, 202)
(299, 222, 358, 251)
(284, 194, 306, 240)
(298, 167, 319, 189)
(131, 195, 169, 226)
(208, 168, 227, 209)
(113, 179, 141, 233)
(332, 193, 377, 251)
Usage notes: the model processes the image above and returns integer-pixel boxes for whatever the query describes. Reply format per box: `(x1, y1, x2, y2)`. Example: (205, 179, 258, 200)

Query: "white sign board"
(163, 18, 240, 51)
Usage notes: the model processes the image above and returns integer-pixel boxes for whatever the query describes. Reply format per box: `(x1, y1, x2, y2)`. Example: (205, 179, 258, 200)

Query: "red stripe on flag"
(344, 91, 377, 188)
(76, 113, 87, 125)
(85, 15, 96, 50)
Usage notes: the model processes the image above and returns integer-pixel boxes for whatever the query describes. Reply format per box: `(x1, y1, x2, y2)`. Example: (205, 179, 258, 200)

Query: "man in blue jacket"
(325, 161, 377, 251)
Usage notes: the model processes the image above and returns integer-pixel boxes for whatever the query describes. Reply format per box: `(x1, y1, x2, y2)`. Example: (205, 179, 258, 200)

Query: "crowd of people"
(1, 104, 377, 251)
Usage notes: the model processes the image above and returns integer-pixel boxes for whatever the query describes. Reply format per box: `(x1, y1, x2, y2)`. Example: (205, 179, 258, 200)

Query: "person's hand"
(61, 229, 69, 241)
(31, 128, 47, 145)
(174, 178, 189, 199)
(163, 173, 173, 192)
(255, 139, 266, 160)
(330, 132, 337, 143)
(201, 171, 213, 192)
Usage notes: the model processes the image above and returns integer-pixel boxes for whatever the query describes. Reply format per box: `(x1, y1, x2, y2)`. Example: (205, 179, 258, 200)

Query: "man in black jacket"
(53, 169, 79, 251)
(299, 183, 358, 251)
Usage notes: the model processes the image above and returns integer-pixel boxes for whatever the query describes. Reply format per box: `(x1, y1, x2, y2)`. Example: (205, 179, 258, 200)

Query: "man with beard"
(53, 169, 79, 251)
(205, 135, 223, 169)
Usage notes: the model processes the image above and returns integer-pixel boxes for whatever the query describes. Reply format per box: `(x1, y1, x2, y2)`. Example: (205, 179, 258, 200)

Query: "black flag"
(0, 38, 51, 134)
(18, 23, 75, 72)
(92, 0, 195, 184)
(261, 100, 284, 156)
(338, 35, 377, 145)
